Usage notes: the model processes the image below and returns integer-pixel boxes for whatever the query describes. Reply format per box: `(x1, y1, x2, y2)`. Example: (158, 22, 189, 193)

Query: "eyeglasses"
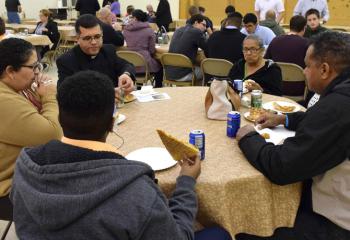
(79, 34, 103, 42)
(242, 48, 261, 54)
(21, 62, 43, 73)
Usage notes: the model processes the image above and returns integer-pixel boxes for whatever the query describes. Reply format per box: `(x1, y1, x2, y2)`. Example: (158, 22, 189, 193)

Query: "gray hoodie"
(11, 140, 197, 240)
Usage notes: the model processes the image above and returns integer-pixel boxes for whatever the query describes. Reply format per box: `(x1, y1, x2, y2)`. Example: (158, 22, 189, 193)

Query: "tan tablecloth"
(6, 24, 76, 39)
(5, 33, 52, 46)
(109, 87, 302, 237)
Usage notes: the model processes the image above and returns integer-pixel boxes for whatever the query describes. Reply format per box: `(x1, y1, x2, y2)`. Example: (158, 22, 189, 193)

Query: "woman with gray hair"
(229, 34, 282, 96)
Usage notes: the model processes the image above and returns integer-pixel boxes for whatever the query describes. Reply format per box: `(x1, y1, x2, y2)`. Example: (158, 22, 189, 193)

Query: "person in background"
(146, 4, 156, 23)
(265, 15, 309, 102)
(294, 0, 330, 24)
(206, 12, 245, 64)
(123, 5, 134, 25)
(75, 0, 100, 16)
(260, 10, 285, 36)
(304, 8, 327, 38)
(255, 0, 285, 23)
(102, 0, 111, 7)
(186, 5, 213, 35)
(156, 0, 172, 31)
(97, 7, 124, 47)
(229, 34, 282, 96)
(56, 14, 135, 101)
(167, 14, 208, 82)
(225, 5, 235, 16)
(0, 17, 6, 40)
(5, 0, 21, 24)
(123, 10, 163, 88)
(34, 9, 60, 58)
(11, 69, 232, 240)
(0, 38, 62, 222)
(110, 0, 120, 17)
(235, 31, 350, 240)
(241, 13, 276, 47)
(199, 6, 214, 32)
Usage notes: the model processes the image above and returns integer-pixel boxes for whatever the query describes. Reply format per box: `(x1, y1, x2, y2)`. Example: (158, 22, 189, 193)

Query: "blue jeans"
(195, 227, 232, 240)
(7, 11, 20, 23)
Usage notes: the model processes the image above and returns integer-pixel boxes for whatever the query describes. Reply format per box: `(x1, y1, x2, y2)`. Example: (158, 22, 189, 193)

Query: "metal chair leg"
(1, 221, 12, 240)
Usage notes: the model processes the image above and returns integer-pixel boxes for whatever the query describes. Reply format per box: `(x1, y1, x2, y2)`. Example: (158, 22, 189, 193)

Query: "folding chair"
(201, 58, 233, 85)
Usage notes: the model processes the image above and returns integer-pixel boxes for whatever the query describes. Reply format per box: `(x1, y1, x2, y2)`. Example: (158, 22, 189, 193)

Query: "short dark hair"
(225, 12, 243, 27)
(189, 14, 205, 25)
(126, 5, 134, 15)
(290, 15, 306, 32)
(309, 31, 350, 73)
(188, 5, 199, 16)
(225, 5, 235, 14)
(305, 8, 320, 19)
(243, 13, 258, 25)
(132, 9, 148, 22)
(0, 38, 35, 75)
(0, 17, 5, 35)
(75, 14, 101, 34)
(57, 71, 115, 140)
(198, 6, 205, 13)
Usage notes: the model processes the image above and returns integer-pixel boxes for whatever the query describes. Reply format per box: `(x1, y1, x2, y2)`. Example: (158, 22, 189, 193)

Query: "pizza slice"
(157, 129, 199, 161)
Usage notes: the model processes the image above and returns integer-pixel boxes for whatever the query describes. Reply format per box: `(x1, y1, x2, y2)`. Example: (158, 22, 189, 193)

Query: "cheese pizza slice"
(157, 129, 199, 161)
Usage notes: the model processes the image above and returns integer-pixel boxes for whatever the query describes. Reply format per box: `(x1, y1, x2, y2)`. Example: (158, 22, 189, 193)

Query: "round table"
(108, 87, 302, 237)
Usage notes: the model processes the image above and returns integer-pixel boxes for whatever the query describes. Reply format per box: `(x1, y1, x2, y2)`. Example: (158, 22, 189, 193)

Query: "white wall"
(0, 0, 179, 20)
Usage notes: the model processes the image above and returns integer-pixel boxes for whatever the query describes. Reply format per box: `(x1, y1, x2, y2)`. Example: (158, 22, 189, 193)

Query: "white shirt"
(293, 0, 330, 21)
(255, 0, 285, 21)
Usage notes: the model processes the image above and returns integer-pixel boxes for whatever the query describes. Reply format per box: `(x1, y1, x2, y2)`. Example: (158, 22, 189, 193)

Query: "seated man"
(241, 13, 276, 47)
(56, 14, 134, 97)
(11, 70, 232, 240)
(303, 8, 327, 38)
(260, 10, 285, 36)
(97, 7, 124, 47)
(206, 12, 246, 64)
(186, 6, 213, 35)
(167, 14, 208, 82)
(293, 0, 330, 24)
(236, 31, 350, 240)
(199, 6, 214, 33)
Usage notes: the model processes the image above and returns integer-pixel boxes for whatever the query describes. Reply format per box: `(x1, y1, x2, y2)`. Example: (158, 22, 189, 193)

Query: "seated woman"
(229, 34, 282, 96)
(0, 38, 62, 220)
(34, 9, 60, 58)
(123, 9, 163, 87)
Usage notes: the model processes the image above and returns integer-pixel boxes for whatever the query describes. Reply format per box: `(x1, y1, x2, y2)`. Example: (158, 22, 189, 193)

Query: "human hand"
(118, 74, 134, 95)
(113, 22, 122, 31)
(245, 80, 263, 91)
(42, 28, 48, 32)
(236, 124, 256, 141)
(255, 112, 286, 130)
(179, 155, 201, 180)
(35, 73, 55, 97)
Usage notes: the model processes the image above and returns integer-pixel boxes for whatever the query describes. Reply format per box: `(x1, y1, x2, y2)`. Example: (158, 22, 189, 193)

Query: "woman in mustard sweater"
(0, 38, 62, 220)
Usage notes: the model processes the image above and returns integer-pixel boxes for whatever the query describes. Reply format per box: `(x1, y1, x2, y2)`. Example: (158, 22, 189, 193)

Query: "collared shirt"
(241, 24, 276, 46)
(293, 0, 330, 21)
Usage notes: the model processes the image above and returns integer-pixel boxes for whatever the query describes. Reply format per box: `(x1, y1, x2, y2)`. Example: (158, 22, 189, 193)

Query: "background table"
(109, 87, 302, 237)
(5, 33, 52, 46)
(6, 24, 76, 39)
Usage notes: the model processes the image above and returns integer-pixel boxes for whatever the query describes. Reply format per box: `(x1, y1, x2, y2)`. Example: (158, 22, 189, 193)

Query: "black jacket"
(75, 0, 100, 16)
(206, 27, 245, 64)
(229, 59, 282, 96)
(156, 0, 172, 27)
(99, 21, 124, 47)
(34, 20, 60, 49)
(56, 44, 135, 87)
(239, 68, 350, 185)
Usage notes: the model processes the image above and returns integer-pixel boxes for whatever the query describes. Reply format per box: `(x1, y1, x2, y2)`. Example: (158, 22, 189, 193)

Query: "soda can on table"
(233, 79, 243, 97)
(189, 130, 205, 160)
(251, 90, 263, 109)
(227, 111, 241, 138)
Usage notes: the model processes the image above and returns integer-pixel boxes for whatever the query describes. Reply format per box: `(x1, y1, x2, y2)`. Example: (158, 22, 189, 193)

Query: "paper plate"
(263, 101, 300, 114)
(255, 125, 296, 145)
(116, 114, 126, 125)
(126, 147, 177, 171)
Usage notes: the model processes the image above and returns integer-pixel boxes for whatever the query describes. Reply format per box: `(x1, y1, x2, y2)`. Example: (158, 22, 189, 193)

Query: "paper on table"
(136, 92, 171, 103)
(255, 125, 295, 145)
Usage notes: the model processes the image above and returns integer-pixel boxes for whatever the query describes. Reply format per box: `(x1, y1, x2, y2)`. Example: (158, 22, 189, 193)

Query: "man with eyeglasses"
(56, 14, 135, 99)
(166, 14, 208, 82)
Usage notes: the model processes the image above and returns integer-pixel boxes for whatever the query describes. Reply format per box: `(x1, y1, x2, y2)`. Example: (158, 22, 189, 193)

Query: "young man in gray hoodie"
(10, 70, 232, 240)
